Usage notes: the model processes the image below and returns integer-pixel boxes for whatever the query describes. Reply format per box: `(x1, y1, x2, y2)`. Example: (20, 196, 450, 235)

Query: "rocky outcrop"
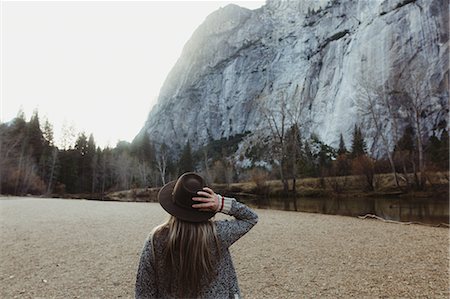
(139, 0, 448, 155)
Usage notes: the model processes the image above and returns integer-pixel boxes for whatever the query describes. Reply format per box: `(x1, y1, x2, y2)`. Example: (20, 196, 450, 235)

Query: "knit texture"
(135, 198, 258, 299)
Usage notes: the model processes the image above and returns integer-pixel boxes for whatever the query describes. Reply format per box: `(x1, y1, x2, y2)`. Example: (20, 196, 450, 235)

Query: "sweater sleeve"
(135, 234, 157, 299)
(215, 197, 258, 248)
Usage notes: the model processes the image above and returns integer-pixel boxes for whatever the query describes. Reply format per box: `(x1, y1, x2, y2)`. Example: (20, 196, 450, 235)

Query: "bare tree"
(156, 143, 169, 185)
(46, 147, 58, 194)
(355, 74, 401, 188)
(114, 152, 133, 190)
(259, 91, 290, 209)
(258, 84, 308, 210)
(136, 159, 151, 188)
(210, 159, 233, 185)
(393, 64, 437, 189)
(202, 148, 212, 183)
(222, 156, 234, 186)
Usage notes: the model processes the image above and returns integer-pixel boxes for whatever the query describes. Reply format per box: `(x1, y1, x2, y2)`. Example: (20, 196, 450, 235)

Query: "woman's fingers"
(192, 202, 214, 209)
(202, 187, 214, 194)
(196, 191, 211, 198)
(192, 187, 218, 211)
(192, 196, 209, 202)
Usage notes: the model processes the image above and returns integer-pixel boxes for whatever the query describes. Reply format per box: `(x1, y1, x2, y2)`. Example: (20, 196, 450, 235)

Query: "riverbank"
(0, 197, 448, 298)
(98, 171, 449, 202)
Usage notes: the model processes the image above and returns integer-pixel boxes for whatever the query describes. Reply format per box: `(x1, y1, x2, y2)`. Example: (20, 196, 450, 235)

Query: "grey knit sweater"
(135, 198, 258, 299)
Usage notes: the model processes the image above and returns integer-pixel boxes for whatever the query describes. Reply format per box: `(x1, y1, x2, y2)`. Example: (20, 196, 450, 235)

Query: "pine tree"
(350, 125, 367, 158)
(132, 134, 155, 166)
(13, 110, 27, 136)
(178, 141, 194, 174)
(394, 126, 416, 184)
(86, 134, 96, 193)
(299, 138, 316, 177)
(75, 133, 88, 156)
(427, 129, 449, 169)
(131, 134, 156, 188)
(40, 119, 59, 194)
(42, 119, 54, 147)
(396, 126, 415, 153)
(27, 110, 44, 164)
(0, 113, 28, 194)
(74, 133, 89, 192)
(337, 133, 348, 155)
(440, 129, 449, 169)
(58, 148, 79, 193)
(312, 135, 335, 172)
(285, 124, 302, 178)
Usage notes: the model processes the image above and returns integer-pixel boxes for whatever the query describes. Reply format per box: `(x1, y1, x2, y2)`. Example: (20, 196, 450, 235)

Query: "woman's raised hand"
(192, 187, 220, 212)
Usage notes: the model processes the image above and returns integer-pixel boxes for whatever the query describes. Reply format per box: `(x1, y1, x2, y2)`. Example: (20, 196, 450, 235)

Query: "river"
(244, 196, 449, 225)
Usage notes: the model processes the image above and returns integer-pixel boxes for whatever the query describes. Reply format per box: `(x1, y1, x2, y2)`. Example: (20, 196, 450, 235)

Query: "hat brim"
(158, 180, 215, 223)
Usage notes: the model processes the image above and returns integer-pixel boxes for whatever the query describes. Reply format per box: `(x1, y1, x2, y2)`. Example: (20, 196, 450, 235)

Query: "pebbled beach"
(0, 197, 448, 298)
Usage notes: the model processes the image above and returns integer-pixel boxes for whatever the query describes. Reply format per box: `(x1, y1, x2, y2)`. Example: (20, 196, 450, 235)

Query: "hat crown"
(172, 173, 205, 209)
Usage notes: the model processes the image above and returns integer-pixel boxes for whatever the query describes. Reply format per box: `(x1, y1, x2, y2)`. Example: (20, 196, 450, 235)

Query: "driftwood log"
(358, 214, 449, 228)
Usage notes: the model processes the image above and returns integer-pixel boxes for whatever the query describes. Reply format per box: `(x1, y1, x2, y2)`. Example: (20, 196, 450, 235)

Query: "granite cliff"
(138, 0, 448, 156)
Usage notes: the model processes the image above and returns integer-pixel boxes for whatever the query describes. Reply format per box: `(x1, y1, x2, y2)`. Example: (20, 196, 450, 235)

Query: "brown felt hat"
(158, 172, 215, 222)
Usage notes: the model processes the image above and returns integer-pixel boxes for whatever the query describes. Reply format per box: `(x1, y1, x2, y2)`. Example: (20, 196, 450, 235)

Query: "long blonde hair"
(153, 216, 220, 297)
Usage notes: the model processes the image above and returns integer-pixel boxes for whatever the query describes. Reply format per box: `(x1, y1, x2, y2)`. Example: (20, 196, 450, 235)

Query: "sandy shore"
(0, 197, 448, 298)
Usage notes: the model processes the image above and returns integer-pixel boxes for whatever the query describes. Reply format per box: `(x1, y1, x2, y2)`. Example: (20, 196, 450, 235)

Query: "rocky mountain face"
(139, 0, 448, 156)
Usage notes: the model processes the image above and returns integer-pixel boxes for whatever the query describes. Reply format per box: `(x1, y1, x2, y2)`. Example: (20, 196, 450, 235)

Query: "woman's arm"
(215, 197, 259, 248)
(135, 235, 157, 299)
(192, 188, 258, 248)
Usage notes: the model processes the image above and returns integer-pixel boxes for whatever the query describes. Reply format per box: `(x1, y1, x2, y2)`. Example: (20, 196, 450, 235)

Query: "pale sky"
(1, 0, 265, 148)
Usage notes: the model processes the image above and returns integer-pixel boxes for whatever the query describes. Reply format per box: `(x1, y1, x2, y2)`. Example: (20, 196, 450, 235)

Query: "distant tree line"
(245, 121, 447, 204)
(0, 110, 251, 196)
(0, 110, 175, 196)
(1, 103, 448, 197)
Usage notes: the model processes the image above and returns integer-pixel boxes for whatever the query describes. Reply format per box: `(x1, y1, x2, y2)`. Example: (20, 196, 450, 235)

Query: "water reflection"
(244, 196, 449, 225)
